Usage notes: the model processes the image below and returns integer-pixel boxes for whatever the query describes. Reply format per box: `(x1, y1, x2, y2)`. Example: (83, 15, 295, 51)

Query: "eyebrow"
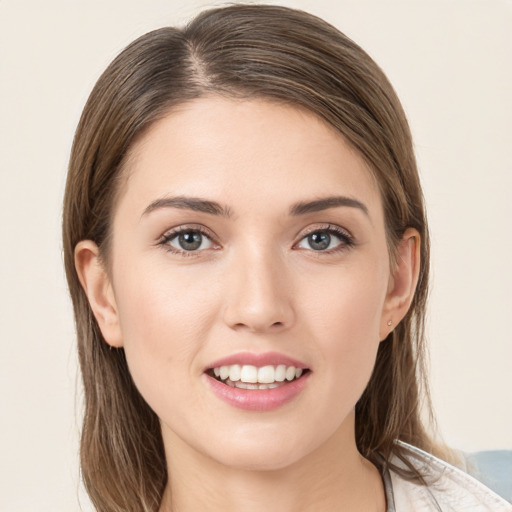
(142, 196, 233, 218)
(289, 196, 369, 217)
(141, 194, 368, 219)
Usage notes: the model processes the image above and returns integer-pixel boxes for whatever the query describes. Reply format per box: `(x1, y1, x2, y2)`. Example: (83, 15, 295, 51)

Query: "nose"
(222, 246, 295, 333)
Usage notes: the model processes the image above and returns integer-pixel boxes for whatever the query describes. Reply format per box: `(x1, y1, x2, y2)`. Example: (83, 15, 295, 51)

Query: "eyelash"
(158, 225, 219, 257)
(158, 223, 355, 256)
(295, 224, 355, 254)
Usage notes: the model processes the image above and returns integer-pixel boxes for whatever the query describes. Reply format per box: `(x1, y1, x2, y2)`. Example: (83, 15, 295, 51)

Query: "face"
(92, 97, 401, 471)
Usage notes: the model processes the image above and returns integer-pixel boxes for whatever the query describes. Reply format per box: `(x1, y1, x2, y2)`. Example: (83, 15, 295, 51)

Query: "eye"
(162, 228, 215, 253)
(296, 226, 353, 252)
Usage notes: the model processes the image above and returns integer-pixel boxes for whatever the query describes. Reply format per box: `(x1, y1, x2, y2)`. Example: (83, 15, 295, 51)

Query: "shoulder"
(388, 441, 512, 512)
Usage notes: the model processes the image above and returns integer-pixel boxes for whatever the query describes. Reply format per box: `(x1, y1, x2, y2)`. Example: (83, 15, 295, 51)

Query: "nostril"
(231, 320, 284, 332)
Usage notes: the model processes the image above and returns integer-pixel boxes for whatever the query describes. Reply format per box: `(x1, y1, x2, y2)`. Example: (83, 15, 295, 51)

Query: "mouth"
(206, 364, 310, 390)
(203, 352, 312, 411)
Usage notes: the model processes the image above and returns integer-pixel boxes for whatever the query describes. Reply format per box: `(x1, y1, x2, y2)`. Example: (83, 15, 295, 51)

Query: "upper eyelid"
(160, 224, 217, 241)
(296, 223, 353, 240)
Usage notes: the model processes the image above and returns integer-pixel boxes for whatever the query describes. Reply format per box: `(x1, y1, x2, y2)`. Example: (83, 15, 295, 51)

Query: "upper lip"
(205, 351, 309, 371)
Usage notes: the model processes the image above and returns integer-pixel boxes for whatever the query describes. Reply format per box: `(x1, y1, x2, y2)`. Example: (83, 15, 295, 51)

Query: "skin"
(76, 97, 420, 512)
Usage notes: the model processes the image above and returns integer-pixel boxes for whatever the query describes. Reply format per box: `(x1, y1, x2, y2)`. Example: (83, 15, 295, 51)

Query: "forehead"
(118, 96, 382, 219)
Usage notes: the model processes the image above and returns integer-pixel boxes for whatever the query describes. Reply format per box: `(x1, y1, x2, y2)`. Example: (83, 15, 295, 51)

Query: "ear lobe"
(74, 240, 123, 348)
(380, 228, 421, 340)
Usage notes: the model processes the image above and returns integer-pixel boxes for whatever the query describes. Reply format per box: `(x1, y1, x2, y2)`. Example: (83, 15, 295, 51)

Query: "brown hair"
(63, 4, 436, 511)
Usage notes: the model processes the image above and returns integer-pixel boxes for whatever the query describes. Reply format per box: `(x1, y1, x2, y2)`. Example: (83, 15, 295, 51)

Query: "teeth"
(240, 365, 258, 383)
(259, 383, 278, 390)
(275, 365, 286, 382)
(212, 364, 305, 385)
(257, 365, 275, 383)
(229, 364, 241, 382)
(230, 381, 286, 390)
(219, 366, 230, 380)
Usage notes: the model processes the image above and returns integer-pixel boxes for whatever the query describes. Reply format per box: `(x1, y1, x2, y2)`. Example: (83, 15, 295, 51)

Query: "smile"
(209, 364, 306, 389)
(204, 354, 311, 411)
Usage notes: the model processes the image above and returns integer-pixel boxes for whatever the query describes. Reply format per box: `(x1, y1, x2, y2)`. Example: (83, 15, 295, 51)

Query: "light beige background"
(0, 0, 511, 510)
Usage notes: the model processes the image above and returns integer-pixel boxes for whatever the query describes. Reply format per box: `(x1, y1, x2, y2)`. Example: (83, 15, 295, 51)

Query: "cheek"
(112, 262, 219, 392)
(300, 260, 388, 390)
(303, 259, 387, 341)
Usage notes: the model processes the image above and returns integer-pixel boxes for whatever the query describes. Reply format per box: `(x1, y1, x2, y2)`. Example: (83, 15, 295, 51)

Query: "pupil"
(179, 232, 202, 250)
(309, 232, 330, 250)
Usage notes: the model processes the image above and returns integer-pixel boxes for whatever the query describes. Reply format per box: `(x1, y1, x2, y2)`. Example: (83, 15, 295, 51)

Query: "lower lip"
(204, 372, 311, 411)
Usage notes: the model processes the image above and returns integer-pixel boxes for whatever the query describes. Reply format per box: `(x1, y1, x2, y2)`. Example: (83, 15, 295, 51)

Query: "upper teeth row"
(213, 364, 303, 384)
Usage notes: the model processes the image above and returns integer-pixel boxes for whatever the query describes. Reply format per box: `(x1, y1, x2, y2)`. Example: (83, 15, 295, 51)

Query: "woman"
(62, 4, 511, 511)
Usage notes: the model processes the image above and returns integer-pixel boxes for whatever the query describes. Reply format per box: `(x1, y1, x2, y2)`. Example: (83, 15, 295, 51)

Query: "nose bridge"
(223, 241, 294, 332)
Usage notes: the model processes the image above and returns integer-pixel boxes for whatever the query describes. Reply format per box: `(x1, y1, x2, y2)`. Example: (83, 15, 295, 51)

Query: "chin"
(209, 442, 306, 472)
(201, 421, 328, 472)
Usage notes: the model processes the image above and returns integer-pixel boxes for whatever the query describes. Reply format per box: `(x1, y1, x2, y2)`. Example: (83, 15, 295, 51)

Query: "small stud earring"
(387, 320, 392, 326)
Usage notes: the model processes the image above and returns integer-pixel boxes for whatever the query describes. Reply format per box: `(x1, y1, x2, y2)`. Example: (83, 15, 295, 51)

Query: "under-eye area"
(207, 364, 311, 390)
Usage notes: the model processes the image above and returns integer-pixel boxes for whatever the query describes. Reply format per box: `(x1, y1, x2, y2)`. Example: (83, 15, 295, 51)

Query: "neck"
(159, 412, 386, 512)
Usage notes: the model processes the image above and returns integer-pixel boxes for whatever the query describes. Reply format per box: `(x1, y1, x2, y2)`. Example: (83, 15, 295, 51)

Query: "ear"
(74, 240, 123, 348)
(379, 228, 421, 340)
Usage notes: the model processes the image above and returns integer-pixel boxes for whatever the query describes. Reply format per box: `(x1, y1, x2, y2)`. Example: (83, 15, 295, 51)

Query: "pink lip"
(205, 351, 308, 371)
(204, 371, 311, 411)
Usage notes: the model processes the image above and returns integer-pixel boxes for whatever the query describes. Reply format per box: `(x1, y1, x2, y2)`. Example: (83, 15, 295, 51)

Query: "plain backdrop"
(0, 0, 511, 510)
